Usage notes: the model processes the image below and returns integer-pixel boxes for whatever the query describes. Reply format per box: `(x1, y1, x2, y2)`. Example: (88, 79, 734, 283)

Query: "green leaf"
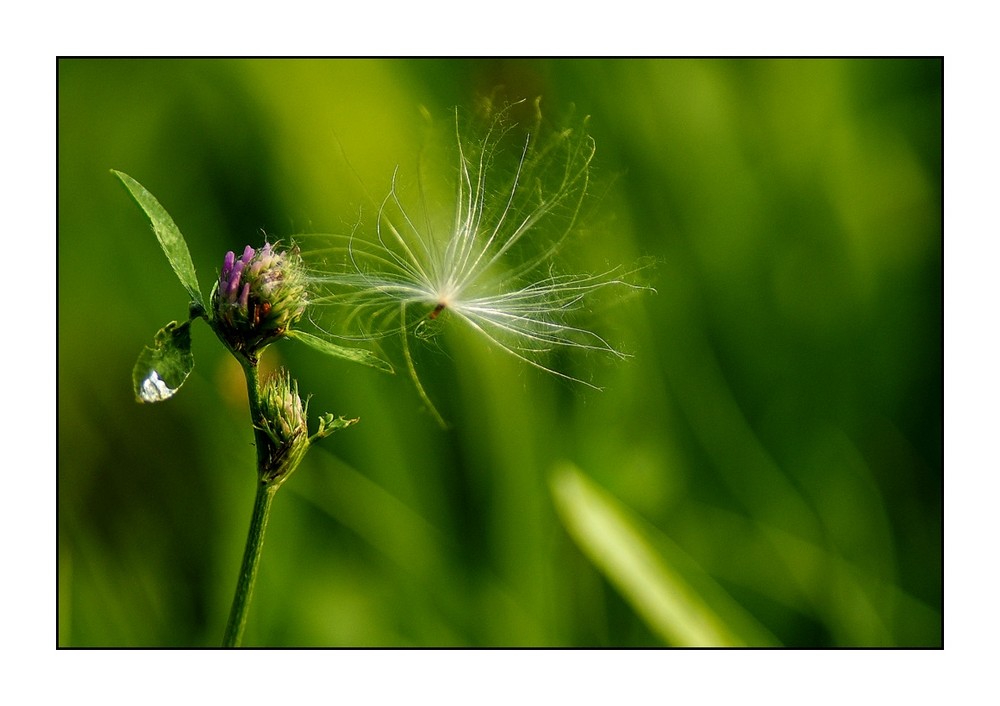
(132, 320, 196, 403)
(288, 330, 394, 373)
(312, 413, 360, 442)
(112, 170, 204, 309)
(549, 463, 780, 647)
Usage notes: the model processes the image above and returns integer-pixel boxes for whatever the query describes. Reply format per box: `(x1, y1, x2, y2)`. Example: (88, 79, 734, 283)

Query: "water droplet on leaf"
(132, 320, 195, 403)
(138, 370, 177, 402)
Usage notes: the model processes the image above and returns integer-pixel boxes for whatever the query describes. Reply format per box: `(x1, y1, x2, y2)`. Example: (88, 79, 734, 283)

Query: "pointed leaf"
(112, 170, 205, 309)
(132, 320, 195, 403)
(550, 463, 780, 647)
(288, 330, 394, 373)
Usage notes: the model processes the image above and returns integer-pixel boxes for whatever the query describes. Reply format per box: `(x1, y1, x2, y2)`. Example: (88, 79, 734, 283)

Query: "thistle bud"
(211, 242, 308, 358)
(257, 368, 310, 486)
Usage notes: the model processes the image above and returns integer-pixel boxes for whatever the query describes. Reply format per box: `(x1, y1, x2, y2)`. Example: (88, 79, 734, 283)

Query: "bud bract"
(257, 368, 310, 485)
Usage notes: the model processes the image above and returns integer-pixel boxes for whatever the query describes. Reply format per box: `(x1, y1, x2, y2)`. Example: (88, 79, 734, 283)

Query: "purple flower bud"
(211, 241, 309, 357)
(227, 261, 246, 300)
(221, 250, 235, 282)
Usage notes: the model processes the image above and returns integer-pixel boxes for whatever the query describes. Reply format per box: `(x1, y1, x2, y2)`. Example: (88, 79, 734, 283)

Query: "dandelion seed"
(305, 99, 649, 422)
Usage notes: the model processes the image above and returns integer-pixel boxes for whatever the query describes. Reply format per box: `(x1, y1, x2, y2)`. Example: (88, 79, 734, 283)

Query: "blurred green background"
(58, 58, 942, 647)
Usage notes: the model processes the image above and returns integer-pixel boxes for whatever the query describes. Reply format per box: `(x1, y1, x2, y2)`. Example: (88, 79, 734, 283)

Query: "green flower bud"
(211, 242, 308, 358)
(257, 368, 310, 486)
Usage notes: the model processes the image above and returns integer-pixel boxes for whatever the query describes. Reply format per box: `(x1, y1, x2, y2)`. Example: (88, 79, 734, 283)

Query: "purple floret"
(227, 260, 246, 300)
(221, 250, 235, 282)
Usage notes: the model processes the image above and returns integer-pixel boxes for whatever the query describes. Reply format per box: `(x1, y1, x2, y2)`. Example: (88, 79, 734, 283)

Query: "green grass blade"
(550, 463, 780, 647)
(287, 330, 394, 373)
(112, 170, 204, 309)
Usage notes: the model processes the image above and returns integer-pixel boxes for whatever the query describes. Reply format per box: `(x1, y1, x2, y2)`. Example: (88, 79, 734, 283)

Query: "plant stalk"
(223, 480, 278, 647)
(222, 356, 277, 648)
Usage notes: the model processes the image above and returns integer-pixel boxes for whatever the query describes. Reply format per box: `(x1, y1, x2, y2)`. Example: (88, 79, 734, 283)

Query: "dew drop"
(138, 370, 176, 403)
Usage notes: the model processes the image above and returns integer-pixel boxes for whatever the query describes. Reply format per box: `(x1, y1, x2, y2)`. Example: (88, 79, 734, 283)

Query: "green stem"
(239, 356, 270, 472)
(222, 356, 277, 648)
(223, 480, 278, 647)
